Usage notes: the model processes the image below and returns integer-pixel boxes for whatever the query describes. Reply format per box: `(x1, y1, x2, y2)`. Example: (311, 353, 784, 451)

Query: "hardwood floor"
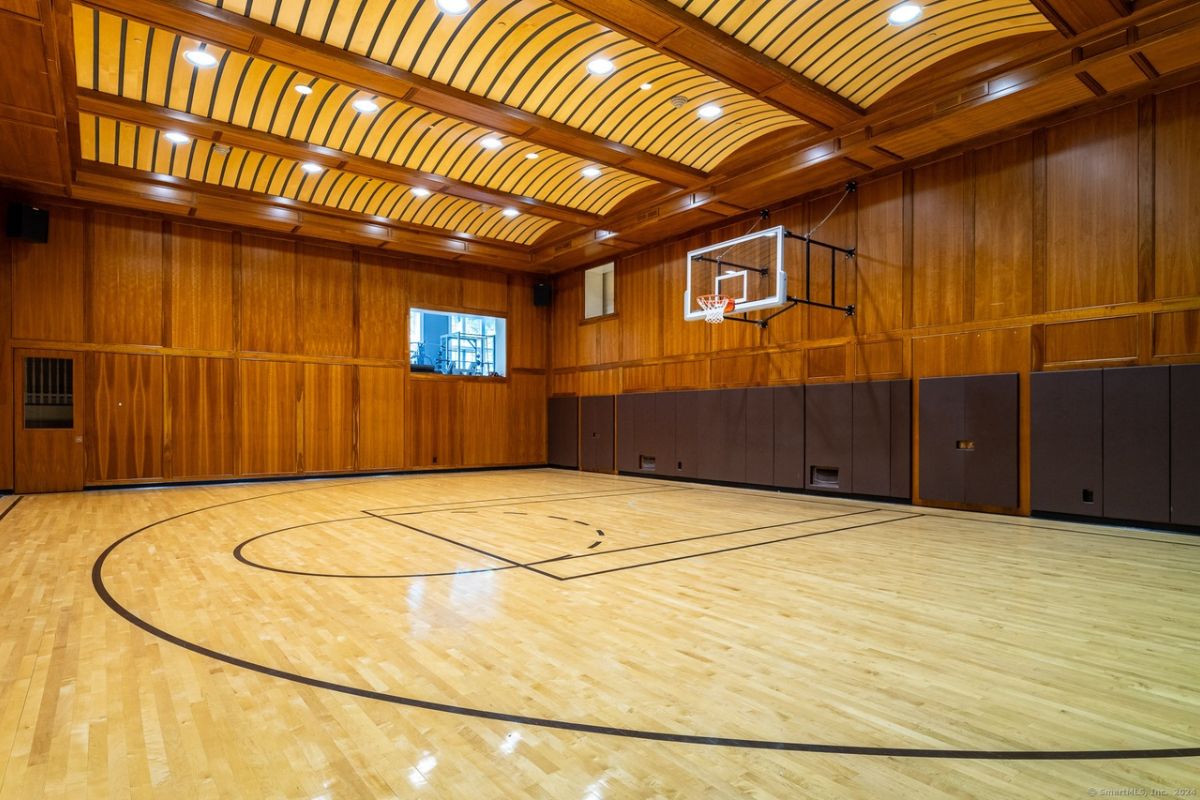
(1, 469, 1197, 799)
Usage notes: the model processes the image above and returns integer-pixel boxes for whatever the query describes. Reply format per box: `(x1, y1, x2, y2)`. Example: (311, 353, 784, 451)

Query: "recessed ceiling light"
(183, 48, 218, 68)
(581, 166, 602, 179)
(163, 131, 190, 145)
(697, 103, 723, 120)
(411, 187, 431, 197)
(502, 207, 519, 218)
(479, 136, 503, 150)
(887, 3, 923, 25)
(436, 0, 470, 14)
(640, 82, 653, 91)
(525, 152, 539, 160)
(301, 162, 324, 174)
(294, 84, 313, 96)
(586, 58, 614, 76)
(352, 98, 379, 113)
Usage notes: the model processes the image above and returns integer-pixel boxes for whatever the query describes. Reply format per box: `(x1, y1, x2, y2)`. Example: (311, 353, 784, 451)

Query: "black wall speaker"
(6, 204, 50, 244)
(533, 281, 552, 307)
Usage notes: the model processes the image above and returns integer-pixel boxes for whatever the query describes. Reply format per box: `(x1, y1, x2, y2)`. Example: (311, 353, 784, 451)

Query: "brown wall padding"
(805, 383, 853, 492)
(962, 373, 1019, 508)
(653, 392, 677, 477)
(1103, 366, 1170, 523)
(579, 395, 615, 473)
(851, 381, 891, 496)
(1031, 370, 1103, 516)
(616, 393, 653, 473)
(773, 385, 805, 489)
(918, 376, 966, 504)
(547, 396, 578, 468)
(673, 391, 701, 478)
(745, 388, 775, 487)
(889, 380, 912, 499)
(1171, 364, 1200, 527)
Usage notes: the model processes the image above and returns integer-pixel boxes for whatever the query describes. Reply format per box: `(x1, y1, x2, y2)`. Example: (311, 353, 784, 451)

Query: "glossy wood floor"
(1, 469, 1198, 799)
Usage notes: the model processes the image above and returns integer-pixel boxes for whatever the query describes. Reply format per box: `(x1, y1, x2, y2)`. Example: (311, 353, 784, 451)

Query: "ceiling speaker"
(5, 204, 49, 244)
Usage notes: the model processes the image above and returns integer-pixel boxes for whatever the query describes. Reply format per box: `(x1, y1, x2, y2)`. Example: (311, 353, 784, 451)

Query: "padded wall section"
(919, 377, 966, 504)
(805, 383, 852, 492)
(963, 374, 1019, 508)
(1031, 370, 1103, 516)
(745, 388, 775, 487)
(890, 380, 912, 499)
(674, 391, 701, 478)
(1172, 365, 1200, 526)
(547, 397, 579, 468)
(617, 393, 653, 473)
(851, 381, 891, 497)
(579, 396, 615, 473)
(1103, 366, 1170, 524)
(698, 389, 747, 483)
(773, 385, 805, 489)
(653, 393, 678, 477)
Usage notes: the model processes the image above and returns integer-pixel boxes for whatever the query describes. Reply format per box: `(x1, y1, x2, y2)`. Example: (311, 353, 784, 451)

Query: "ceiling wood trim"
(545, 0, 863, 130)
(76, 90, 603, 227)
(77, 0, 708, 187)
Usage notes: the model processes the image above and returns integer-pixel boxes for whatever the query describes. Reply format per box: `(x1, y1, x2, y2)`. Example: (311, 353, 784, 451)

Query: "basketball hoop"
(696, 294, 734, 324)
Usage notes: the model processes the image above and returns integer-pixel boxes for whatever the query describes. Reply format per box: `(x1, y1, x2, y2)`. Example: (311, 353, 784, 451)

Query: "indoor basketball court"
(1, 0, 1199, 797)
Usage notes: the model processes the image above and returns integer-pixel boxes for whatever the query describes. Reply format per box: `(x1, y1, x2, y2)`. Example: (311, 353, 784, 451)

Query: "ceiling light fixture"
(697, 103, 723, 120)
(525, 152, 539, 160)
(183, 48, 218, 68)
(640, 82, 653, 91)
(586, 58, 615, 76)
(301, 162, 324, 174)
(479, 136, 503, 150)
(581, 166, 602, 179)
(411, 187, 431, 197)
(352, 98, 380, 113)
(163, 131, 190, 145)
(436, 0, 471, 14)
(502, 208, 519, 218)
(294, 84, 314, 96)
(887, 3, 923, 25)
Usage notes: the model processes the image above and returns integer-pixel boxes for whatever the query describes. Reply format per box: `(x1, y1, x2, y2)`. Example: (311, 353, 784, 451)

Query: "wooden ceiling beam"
(77, 0, 705, 188)
(547, 0, 862, 130)
(75, 89, 602, 228)
(1029, 0, 1129, 36)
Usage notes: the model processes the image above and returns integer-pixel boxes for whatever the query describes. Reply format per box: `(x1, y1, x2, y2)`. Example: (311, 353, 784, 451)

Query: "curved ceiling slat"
(196, 0, 804, 172)
(665, 0, 1056, 107)
(75, 5, 654, 215)
(79, 111, 560, 245)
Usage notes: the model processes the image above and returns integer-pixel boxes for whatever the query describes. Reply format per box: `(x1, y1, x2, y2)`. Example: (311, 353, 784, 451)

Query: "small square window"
(584, 262, 615, 318)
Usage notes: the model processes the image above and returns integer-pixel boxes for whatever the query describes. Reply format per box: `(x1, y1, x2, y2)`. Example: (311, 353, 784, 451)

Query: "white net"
(696, 294, 731, 324)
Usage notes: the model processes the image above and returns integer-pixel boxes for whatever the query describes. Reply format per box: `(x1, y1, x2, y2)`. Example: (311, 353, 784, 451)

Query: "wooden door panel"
(14, 349, 85, 493)
(86, 352, 164, 482)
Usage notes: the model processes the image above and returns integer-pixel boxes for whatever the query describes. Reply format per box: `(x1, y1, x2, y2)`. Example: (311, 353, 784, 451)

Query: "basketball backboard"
(684, 225, 787, 321)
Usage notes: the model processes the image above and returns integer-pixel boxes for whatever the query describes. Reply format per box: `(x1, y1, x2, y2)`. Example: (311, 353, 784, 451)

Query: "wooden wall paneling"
(578, 317, 620, 366)
(405, 378, 458, 468)
(913, 327, 1030, 379)
(1171, 364, 1200, 526)
(806, 345, 847, 381)
(408, 263, 462, 309)
(1043, 316, 1139, 367)
(1046, 104, 1139, 311)
(762, 203, 807, 346)
(86, 351, 163, 482)
(854, 340, 905, 379)
(661, 237, 709, 357)
(708, 223, 764, 354)
(547, 396, 579, 468)
(90, 212, 163, 346)
(912, 156, 967, 328)
(11, 206, 85, 342)
(0, 237, 9, 490)
(617, 247, 662, 363)
(357, 252, 408, 362)
(550, 370, 578, 396)
(710, 353, 767, 387)
(973, 135, 1034, 321)
(1031, 369, 1103, 516)
(168, 224, 235, 351)
(577, 367, 620, 396)
(460, 267, 508, 313)
(768, 350, 805, 384)
(508, 275, 547, 370)
(1102, 365, 1170, 524)
(298, 244, 356, 358)
(805, 189, 857, 341)
(621, 364, 664, 393)
(238, 359, 300, 476)
(804, 382, 852, 492)
(167, 356, 235, 479)
(357, 366, 405, 470)
(662, 359, 709, 390)
(855, 174, 905, 335)
(240, 235, 297, 354)
(302, 363, 355, 473)
(550, 271, 581, 370)
(508, 372, 546, 464)
(1154, 83, 1200, 300)
(459, 380, 511, 466)
(1152, 309, 1200, 357)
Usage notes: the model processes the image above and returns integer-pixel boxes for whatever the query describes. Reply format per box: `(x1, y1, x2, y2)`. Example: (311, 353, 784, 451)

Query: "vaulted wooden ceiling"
(2, 0, 1199, 270)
